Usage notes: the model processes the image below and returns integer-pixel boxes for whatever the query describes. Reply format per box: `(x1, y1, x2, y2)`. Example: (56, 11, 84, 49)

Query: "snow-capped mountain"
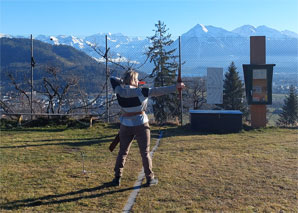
(232, 25, 257, 37)
(35, 35, 86, 49)
(281, 30, 298, 38)
(177, 24, 297, 74)
(183, 24, 240, 39)
(4, 24, 296, 58)
(2, 24, 297, 75)
(232, 25, 297, 39)
(0, 33, 12, 38)
(83, 32, 150, 62)
(32, 32, 150, 64)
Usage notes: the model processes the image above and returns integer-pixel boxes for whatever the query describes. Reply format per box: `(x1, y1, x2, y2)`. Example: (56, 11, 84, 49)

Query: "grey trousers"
(114, 122, 154, 180)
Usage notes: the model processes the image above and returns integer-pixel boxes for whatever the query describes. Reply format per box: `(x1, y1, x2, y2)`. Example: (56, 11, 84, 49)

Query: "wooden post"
(178, 36, 183, 126)
(250, 36, 266, 65)
(250, 36, 266, 128)
(18, 115, 23, 127)
(31, 34, 34, 120)
(89, 117, 93, 128)
(105, 35, 110, 123)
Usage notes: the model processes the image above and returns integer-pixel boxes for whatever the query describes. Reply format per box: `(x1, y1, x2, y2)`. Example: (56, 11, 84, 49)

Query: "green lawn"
(0, 123, 297, 212)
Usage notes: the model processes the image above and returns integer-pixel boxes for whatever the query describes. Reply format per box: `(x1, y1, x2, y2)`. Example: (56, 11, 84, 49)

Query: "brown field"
(0, 123, 297, 212)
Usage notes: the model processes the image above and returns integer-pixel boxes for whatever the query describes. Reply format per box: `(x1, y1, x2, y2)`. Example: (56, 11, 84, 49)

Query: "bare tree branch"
(185, 77, 207, 110)
(8, 73, 32, 110)
(0, 99, 15, 114)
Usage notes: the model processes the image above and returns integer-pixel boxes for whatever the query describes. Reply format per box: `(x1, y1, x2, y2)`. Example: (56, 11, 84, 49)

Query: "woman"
(110, 70, 185, 186)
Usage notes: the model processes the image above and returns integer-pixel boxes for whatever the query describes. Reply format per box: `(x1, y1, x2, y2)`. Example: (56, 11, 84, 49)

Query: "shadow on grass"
(20, 136, 113, 143)
(0, 181, 146, 210)
(154, 123, 278, 139)
(0, 135, 112, 149)
(156, 124, 214, 138)
(107, 122, 121, 130)
(0, 127, 67, 133)
(0, 122, 121, 132)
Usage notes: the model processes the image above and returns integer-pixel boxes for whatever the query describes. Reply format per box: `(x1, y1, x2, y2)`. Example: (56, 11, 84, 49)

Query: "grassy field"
(0, 122, 297, 212)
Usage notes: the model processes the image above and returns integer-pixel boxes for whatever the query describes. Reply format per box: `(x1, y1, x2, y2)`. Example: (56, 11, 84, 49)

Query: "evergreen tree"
(147, 21, 178, 124)
(222, 62, 247, 113)
(277, 85, 298, 127)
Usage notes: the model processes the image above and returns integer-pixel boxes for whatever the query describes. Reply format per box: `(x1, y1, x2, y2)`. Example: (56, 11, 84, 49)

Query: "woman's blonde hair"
(123, 70, 139, 85)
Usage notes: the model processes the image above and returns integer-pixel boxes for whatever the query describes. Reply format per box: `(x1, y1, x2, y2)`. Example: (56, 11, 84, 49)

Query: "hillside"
(0, 38, 109, 94)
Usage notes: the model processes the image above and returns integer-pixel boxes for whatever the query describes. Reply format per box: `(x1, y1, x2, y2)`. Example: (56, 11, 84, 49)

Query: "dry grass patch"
(133, 127, 298, 212)
(0, 123, 160, 212)
(0, 123, 297, 212)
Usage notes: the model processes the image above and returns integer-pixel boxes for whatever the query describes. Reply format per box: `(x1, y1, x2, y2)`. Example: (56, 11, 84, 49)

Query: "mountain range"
(0, 37, 111, 94)
(1, 24, 298, 76)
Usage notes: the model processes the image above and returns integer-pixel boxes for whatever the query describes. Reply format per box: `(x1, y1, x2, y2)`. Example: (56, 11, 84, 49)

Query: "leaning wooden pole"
(178, 36, 183, 126)
(105, 35, 109, 123)
(30, 34, 34, 120)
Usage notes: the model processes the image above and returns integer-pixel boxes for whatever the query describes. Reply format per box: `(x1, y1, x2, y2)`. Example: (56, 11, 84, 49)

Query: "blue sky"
(1, 0, 298, 37)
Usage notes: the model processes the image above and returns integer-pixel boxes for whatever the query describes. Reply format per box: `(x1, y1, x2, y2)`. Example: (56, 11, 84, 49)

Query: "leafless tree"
(37, 66, 79, 114)
(184, 77, 207, 110)
(5, 73, 33, 113)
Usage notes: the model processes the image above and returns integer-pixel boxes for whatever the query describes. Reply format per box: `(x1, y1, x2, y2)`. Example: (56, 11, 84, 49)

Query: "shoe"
(146, 178, 158, 187)
(111, 176, 121, 186)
